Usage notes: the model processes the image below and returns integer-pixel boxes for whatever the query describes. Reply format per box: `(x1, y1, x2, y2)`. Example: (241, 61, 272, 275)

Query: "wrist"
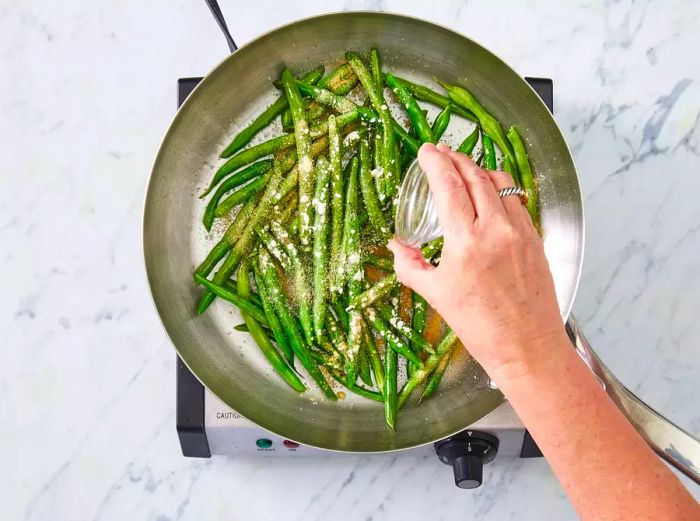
(474, 327, 574, 387)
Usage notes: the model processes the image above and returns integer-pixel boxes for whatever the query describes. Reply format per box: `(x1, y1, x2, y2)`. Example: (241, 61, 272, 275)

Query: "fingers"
(484, 169, 526, 220)
(387, 239, 435, 298)
(440, 145, 506, 222)
(417, 143, 475, 239)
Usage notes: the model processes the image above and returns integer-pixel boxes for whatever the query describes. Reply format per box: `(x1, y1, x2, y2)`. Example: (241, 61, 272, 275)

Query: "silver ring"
(497, 186, 528, 204)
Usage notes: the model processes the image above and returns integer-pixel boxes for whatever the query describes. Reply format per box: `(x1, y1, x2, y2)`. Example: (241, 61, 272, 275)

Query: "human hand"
(388, 143, 567, 380)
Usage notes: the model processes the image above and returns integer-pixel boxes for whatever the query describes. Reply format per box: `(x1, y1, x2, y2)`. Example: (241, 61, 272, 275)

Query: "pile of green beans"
(194, 49, 540, 430)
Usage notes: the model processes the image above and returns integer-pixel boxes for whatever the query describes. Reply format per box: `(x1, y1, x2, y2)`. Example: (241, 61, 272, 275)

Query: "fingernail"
(419, 142, 437, 154)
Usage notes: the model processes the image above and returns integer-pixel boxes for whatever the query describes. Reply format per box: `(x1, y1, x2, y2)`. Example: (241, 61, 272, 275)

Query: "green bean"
(399, 149, 415, 173)
(267, 219, 314, 345)
(348, 383, 384, 402)
(408, 117, 420, 139)
(308, 348, 331, 365)
(384, 338, 398, 430)
(296, 81, 377, 121)
(326, 311, 350, 364)
(346, 52, 399, 198)
(252, 263, 294, 363)
(457, 126, 480, 156)
(308, 102, 329, 122)
(195, 239, 231, 280)
(281, 108, 294, 133)
(213, 175, 267, 219)
(431, 104, 452, 142)
(359, 132, 390, 238)
(349, 239, 443, 310)
(393, 137, 402, 186)
(207, 133, 294, 198)
(270, 118, 362, 206)
(319, 63, 359, 94)
(328, 116, 346, 296)
(206, 112, 360, 198)
(376, 301, 433, 354)
(364, 253, 393, 272)
(195, 192, 262, 280)
(257, 225, 292, 270)
(284, 63, 359, 126)
(233, 322, 274, 335)
(346, 306, 363, 388)
(222, 279, 263, 307)
(371, 127, 386, 203)
(482, 133, 497, 170)
(194, 273, 269, 325)
(202, 159, 272, 231)
(256, 249, 337, 400)
(282, 100, 326, 133)
(310, 341, 344, 372)
(331, 298, 349, 331)
(364, 307, 422, 366)
(438, 81, 517, 173)
(475, 150, 485, 167)
(390, 285, 403, 322)
(392, 118, 420, 154)
(397, 329, 458, 408)
(350, 273, 397, 310)
(397, 116, 419, 172)
(234, 322, 267, 333)
(287, 219, 300, 239)
(314, 329, 337, 354)
(386, 73, 434, 144)
(328, 371, 383, 402)
(408, 292, 427, 375)
(387, 75, 477, 122)
(344, 160, 363, 299)
(358, 342, 373, 387)
(203, 135, 292, 197)
(220, 98, 289, 160)
(272, 131, 321, 171)
(507, 126, 539, 227)
(363, 320, 385, 395)
(280, 63, 360, 129)
(419, 339, 457, 402)
(271, 65, 324, 90)
(220, 66, 324, 159)
(369, 48, 382, 90)
(343, 152, 363, 384)
(312, 156, 332, 339)
(501, 155, 514, 176)
(219, 120, 338, 210)
(236, 260, 304, 391)
(283, 68, 316, 252)
(197, 161, 290, 314)
(331, 156, 358, 295)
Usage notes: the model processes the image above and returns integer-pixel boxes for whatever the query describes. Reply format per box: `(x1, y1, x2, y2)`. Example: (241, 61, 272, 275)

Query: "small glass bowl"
(394, 159, 442, 247)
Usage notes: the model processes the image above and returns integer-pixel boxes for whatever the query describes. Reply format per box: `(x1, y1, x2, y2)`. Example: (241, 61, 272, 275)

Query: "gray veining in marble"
(1, 1, 699, 519)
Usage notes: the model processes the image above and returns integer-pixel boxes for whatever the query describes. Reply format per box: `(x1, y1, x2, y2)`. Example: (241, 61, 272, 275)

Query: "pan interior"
(144, 12, 583, 452)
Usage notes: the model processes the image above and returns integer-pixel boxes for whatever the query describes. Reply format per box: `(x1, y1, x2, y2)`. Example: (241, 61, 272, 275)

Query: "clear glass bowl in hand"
(394, 159, 442, 247)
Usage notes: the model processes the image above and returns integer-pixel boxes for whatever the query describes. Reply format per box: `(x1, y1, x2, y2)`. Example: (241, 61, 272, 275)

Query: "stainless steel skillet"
(143, 12, 699, 478)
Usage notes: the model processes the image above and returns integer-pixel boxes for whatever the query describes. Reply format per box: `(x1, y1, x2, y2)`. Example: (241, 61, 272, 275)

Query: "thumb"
(418, 143, 475, 239)
(387, 239, 436, 299)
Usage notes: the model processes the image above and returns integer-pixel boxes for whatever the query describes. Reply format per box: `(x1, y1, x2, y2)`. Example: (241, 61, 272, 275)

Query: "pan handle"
(566, 315, 700, 484)
(204, 0, 238, 53)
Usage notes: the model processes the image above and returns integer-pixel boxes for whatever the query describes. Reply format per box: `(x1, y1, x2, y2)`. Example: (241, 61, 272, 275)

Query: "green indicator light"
(256, 438, 273, 448)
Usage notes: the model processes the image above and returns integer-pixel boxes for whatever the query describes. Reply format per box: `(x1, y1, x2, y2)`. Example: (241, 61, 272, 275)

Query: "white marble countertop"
(2, 1, 699, 519)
